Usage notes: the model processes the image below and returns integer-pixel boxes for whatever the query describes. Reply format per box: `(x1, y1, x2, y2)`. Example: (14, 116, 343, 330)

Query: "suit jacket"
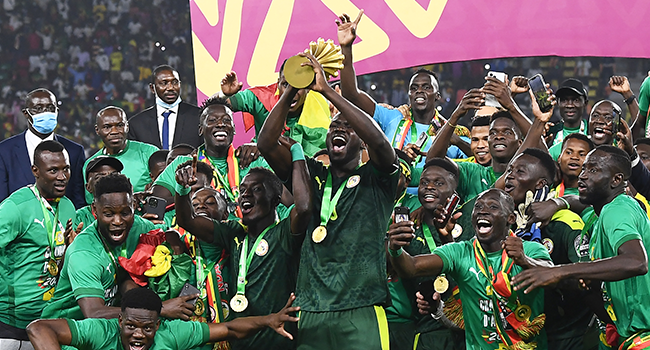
(127, 101, 202, 149)
(0, 131, 86, 209)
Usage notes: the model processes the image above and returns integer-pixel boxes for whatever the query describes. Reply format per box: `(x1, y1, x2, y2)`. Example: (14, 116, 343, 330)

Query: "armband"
(290, 143, 305, 162)
(388, 247, 403, 257)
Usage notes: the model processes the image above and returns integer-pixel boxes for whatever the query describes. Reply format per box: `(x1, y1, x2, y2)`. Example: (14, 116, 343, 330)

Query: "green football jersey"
(154, 146, 269, 221)
(67, 318, 209, 350)
(83, 140, 159, 204)
(435, 239, 550, 350)
(457, 162, 501, 203)
(0, 187, 75, 329)
(296, 158, 399, 312)
(41, 216, 155, 319)
(73, 205, 95, 230)
(212, 217, 301, 350)
(589, 194, 650, 338)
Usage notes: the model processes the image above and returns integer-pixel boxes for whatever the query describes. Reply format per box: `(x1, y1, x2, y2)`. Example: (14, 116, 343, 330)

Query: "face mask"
(155, 95, 181, 110)
(29, 111, 58, 134)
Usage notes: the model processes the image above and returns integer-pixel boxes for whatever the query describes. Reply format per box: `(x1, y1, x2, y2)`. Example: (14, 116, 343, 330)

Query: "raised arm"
(207, 293, 300, 341)
(387, 220, 445, 278)
(482, 76, 533, 135)
(283, 140, 313, 235)
(427, 89, 484, 161)
(609, 76, 639, 128)
(337, 11, 376, 116)
(513, 239, 648, 294)
(302, 53, 396, 171)
(27, 319, 72, 350)
(174, 154, 216, 243)
(257, 87, 294, 181)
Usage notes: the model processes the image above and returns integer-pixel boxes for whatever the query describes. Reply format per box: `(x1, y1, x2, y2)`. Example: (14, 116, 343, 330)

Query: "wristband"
(388, 247, 403, 257)
(624, 95, 636, 105)
(177, 185, 191, 197)
(290, 143, 305, 162)
(557, 197, 570, 210)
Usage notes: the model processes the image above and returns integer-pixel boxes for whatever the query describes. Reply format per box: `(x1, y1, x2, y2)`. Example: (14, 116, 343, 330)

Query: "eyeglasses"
(28, 104, 58, 114)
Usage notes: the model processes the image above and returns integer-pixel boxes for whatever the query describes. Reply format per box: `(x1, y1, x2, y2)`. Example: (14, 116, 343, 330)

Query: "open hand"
(512, 266, 563, 294)
(299, 52, 329, 93)
(336, 11, 363, 47)
(268, 293, 300, 339)
(64, 219, 84, 245)
(450, 89, 484, 122)
(220, 71, 243, 97)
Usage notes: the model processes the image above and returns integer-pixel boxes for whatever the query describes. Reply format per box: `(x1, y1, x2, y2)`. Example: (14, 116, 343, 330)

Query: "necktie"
(162, 110, 172, 149)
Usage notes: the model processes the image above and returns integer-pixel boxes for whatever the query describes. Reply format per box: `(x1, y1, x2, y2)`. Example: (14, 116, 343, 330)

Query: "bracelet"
(447, 121, 457, 128)
(290, 143, 305, 162)
(388, 247, 403, 257)
(177, 185, 191, 197)
(624, 95, 636, 105)
(557, 197, 570, 210)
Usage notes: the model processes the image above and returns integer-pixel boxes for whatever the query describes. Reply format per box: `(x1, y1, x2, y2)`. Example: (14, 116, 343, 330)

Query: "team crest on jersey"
(256, 239, 269, 257)
(346, 175, 361, 188)
(542, 238, 554, 254)
(451, 224, 463, 238)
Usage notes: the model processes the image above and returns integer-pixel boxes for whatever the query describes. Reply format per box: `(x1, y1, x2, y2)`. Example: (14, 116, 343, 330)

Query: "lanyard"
(319, 169, 352, 226)
(555, 181, 566, 197)
(421, 224, 437, 254)
(30, 186, 63, 257)
(99, 234, 126, 275)
(236, 222, 278, 295)
(578, 212, 598, 262)
(391, 119, 417, 150)
(198, 145, 242, 217)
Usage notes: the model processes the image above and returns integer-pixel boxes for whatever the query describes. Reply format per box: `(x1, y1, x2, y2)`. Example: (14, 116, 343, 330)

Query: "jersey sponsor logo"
(34, 218, 45, 228)
(469, 267, 481, 281)
(542, 238, 554, 254)
(482, 178, 489, 186)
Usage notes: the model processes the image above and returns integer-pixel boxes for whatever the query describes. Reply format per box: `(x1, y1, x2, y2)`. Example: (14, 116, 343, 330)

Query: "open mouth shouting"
(128, 341, 147, 350)
(476, 218, 493, 236)
(331, 133, 348, 154)
(240, 199, 254, 216)
(591, 124, 611, 142)
(213, 130, 228, 142)
(413, 94, 427, 106)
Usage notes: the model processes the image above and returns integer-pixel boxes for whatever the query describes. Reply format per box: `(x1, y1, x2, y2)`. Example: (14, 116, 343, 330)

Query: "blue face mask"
(155, 95, 182, 110)
(29, 111, 58, 134)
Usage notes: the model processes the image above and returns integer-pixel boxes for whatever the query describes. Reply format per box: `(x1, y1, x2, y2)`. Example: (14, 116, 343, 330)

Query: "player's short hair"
(121, 287, 163, 314)
(594, 145, 631, 180)
(561, 133, 594, 151)
(34, 140, 65, 167)
(95, 106, 126, 125)
(521, 148, 558, 187)
(94, 173, 133, 200)
(148, 150, 170, 172)
(411, 68, 439, 88)
(471, 116, 491, 128)
(490, 111, 522, 139)
(634, 137, 650, 147)
(245, 167, 283, 206)
(478, 188, 515, 214)
(424, 157, 460, 179)
(199, 97, 233, 125)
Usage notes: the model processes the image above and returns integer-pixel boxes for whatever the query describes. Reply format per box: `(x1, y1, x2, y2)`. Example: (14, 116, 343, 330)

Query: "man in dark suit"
(0, 88, 86, 208)
(127, 65, 202, 149)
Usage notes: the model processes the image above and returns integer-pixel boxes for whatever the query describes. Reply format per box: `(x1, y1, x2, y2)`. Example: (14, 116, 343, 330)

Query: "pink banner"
(190, 0, 650, 144)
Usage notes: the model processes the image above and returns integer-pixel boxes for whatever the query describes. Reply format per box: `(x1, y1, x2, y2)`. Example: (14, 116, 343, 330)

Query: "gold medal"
(312, 225, 327, 243)
(47, 259, 59, 276)
(514, 304, 532, 322)
(194, 299, 205, 316)
(434, 275, 449, 293)
(230, 294, 249, 313)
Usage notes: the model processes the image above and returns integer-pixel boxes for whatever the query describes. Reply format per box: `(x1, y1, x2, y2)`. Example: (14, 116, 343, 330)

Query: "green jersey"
(83, 140, 159, 204)
(540, 210, 594, 341)
(67, 318, 209, 350)
(589, 194, 650, 338)
(0, 187, 75, 329)
(154, 146, 269, 221)
(41, 216, 155, 319)
(549, 142, 562, 161)
(457, 162, 502, 203)
(73, 205, 95, 230)
(296, 158, 399, 311)
(639, 75, 650, 131)
(435, 239, 550, 350)
(212, 217, 301, 350)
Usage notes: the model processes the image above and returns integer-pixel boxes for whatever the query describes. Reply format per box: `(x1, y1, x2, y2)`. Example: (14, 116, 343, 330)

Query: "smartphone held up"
(528, 74, 553, 113)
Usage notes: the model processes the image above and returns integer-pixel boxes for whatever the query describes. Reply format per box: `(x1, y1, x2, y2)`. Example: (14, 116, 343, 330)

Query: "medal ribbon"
(391, 119, 417, 150)
(235, 221, 278, 296)
(421, 224, 438, 254)
(30, 186, 64, 265)
(555, 181, 566, 197)
(197, 145, 242, 218)
(319, 169, 353, 226)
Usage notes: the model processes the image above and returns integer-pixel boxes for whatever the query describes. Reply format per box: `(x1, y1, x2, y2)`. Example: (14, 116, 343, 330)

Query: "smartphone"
(611, 110, 621, 137)
(444, 193, 461, 216)
(418, 280, 436, 306)
(179, 282, 200, 306)
(528, 74, 553, 113)
(485, 71, 506, 108)
(143, 196, 167, 220)
(414, 132, 428, 149)
(394, 206, 410, 223)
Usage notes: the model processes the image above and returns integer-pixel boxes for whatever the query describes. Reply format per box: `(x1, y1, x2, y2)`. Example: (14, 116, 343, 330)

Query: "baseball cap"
(556, 78, 588, 101)
(86, 156, 124, 180)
